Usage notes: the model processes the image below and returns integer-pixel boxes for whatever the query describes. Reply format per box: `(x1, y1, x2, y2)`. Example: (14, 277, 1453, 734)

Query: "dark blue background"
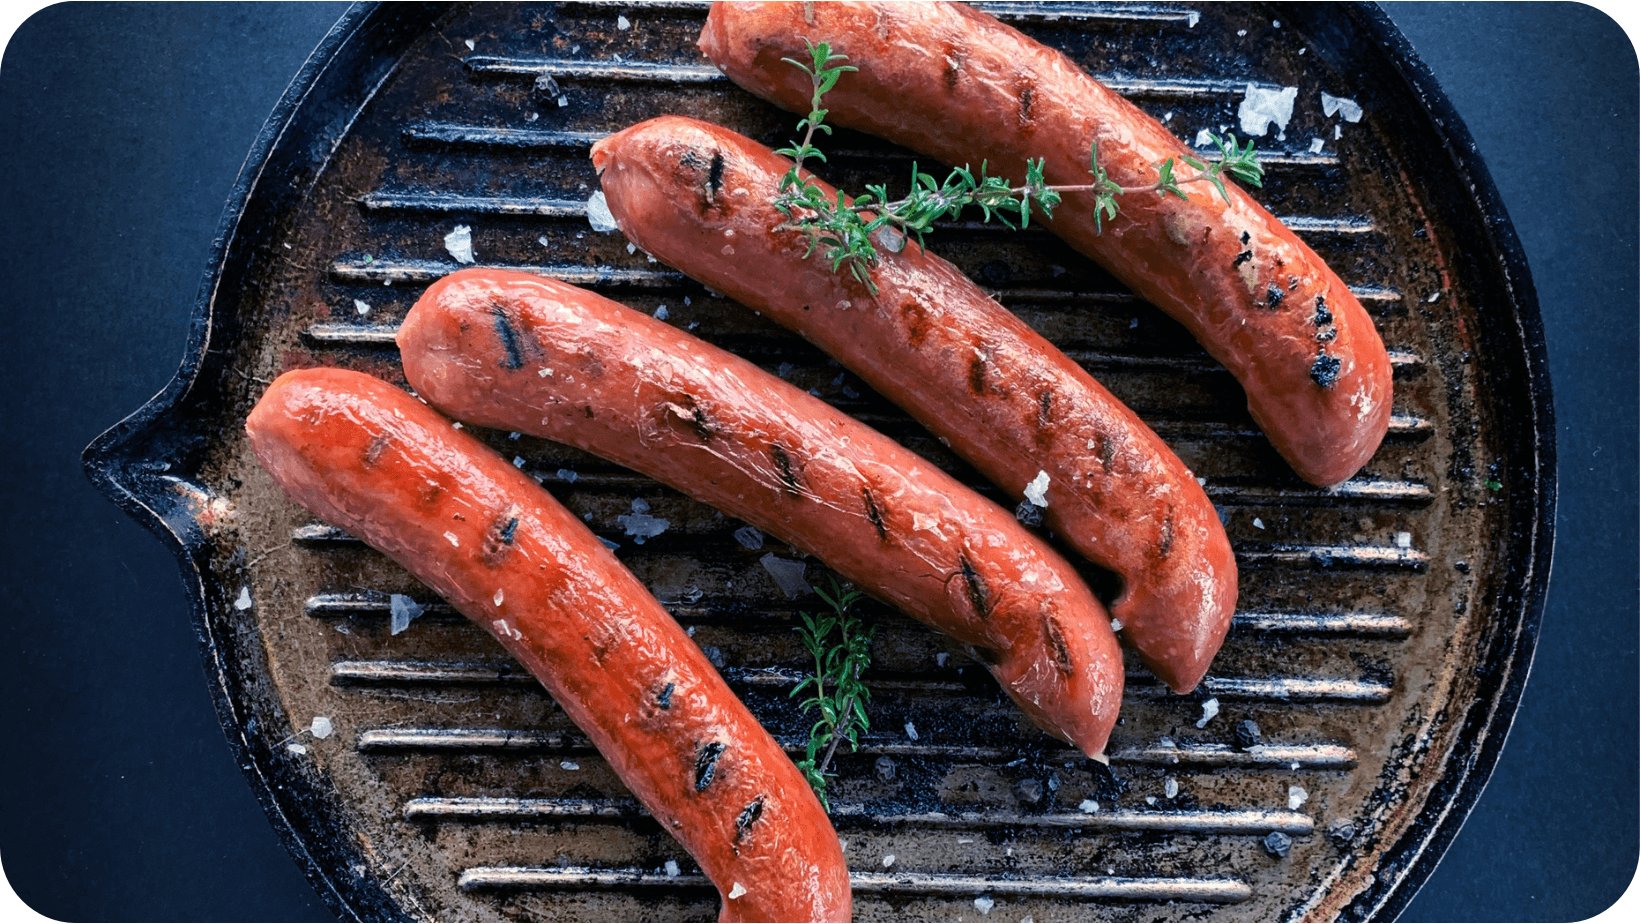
(1, 3, 1633, 921)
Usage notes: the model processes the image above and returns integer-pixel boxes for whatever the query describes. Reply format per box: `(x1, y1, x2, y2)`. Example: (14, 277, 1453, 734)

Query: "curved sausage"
(398, 267, 1124, 757)
(245, 367, 850, 923)
(698, 0, 1393, 488)
(591, 116, 1233, 694)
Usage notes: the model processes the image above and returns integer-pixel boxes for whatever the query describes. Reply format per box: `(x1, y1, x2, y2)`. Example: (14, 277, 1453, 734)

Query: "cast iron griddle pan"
(83, 2, 1553, 920)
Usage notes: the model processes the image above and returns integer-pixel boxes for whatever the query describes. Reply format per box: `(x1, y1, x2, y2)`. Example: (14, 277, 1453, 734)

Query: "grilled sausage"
(245, 368, 850, 924)
(398, 267, 1124, 757)
(698, 0, 1393, 488)
(591, 117, 1233, 693)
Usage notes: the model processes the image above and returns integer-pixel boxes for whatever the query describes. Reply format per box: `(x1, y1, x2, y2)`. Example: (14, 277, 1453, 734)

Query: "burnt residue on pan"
(83, 3, 1551, 922)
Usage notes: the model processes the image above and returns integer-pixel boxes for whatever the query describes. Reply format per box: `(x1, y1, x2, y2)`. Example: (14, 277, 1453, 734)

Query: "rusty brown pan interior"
(82, 2, 1553, 921)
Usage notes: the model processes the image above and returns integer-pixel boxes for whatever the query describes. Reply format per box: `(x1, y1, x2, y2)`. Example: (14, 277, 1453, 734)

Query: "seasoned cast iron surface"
(81, 2, 1552, 921)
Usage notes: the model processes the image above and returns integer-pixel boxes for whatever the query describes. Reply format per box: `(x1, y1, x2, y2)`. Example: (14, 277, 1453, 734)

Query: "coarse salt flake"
(390, 594, 424, 635)
(1110, 618, 1124, 632)
(234, 587, 252, 610)
(1309, 137, 1326, 155)
(1023, 470, 1051, 507)
(617, 14, 630, 29)
(311, 716, 334, 739)
(728, 883, 747, 900)
(354, 299, 371, 316)
(974, 895, 995, 915)
(733, 525, 765, 550)
(561, 760, 580, 770)
(287, 743, 308, 755)
(1289, 784, 1309, 809)
(1238, 84, 1299, 138)
(1196, 697, 1221, 728)
(664, 860, 680, 878)
(585, 191, 619, 232)
(1194, 128, 1215, 147)
(1321, 92, 1364, 123)
(904, 721, 919, 741)
(1253, 517, 1266, 529)
(1395, 531, 1413, 548)
(464, 38, 475, 50)
(616, 498, 670, 544)
(760, 553, 811, 599)
(882, 854, 896, 868)
(512, 456, 526, 469)
(444, 224, 476, 264)
(557, 468, 578, 482)
(1078, 799, 1099, 813)
(444, 531, 460, 547)
(654, 305, 669, 320)
(1165, 777, 1179, 798)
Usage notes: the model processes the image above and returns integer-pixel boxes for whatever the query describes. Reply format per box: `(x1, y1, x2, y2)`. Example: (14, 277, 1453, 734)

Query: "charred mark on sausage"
(364, 432, 391, 467)
(900, 298, 931, 346)
(960, 554, 992, 619)
(1314, 296, 1333, 326)
(1157, 512, 1175, 558)
(1311, 353, 1342, 388)
(492, 306, 525, 370)
(1241, 230, 1252, 245)
(482, 511, 521, 567)
(1017, 82, 1035, 127)
(656, 681, 675, 709)
(1042, 614, 1074, 674)
(1265, 284, 1285, 309)
(1233, 249, 1253, 267)
(674, 394, 716, 442)
(771, 443, 801, 494)
(862, 485, 889, 541)
(967, 351, 989, 395)
(1317, 328, 1338, 343)
(694, 741, 726, 791)
(942, 41, 965, 92)
(707, 151, 726, 198)
(735, 795, 765, 841)
(1037, 390, 1053, 428)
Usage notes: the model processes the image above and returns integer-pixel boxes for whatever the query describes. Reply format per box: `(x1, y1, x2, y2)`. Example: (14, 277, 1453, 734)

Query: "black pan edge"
(80, 3, 446, 920)
(1339, 4, 1557, 922)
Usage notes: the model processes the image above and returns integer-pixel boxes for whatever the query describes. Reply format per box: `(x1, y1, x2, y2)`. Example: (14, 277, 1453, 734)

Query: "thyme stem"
(771, 39, 1264, 291)
(790, 578, 873, 810)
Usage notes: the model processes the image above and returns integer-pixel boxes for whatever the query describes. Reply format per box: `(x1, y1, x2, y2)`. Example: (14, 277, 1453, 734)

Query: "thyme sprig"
(772, 40, 1265, 291)
(790, 578, 874, 809)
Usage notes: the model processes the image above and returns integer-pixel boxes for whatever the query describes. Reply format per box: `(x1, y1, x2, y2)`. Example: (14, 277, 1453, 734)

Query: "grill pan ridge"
(82, 3, 1553, 921)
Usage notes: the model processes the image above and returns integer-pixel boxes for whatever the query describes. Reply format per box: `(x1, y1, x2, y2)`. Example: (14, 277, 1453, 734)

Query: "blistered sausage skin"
(698, 0, 1393, 488)
(245, 368, 850, 924)
(398, 268, 1124, 757)
(591, 117, 1233, 694)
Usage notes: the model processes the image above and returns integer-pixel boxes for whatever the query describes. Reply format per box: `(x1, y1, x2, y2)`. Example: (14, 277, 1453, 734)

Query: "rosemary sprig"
(790, 578, 874, 809)
(772, 40, 1265, 290)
